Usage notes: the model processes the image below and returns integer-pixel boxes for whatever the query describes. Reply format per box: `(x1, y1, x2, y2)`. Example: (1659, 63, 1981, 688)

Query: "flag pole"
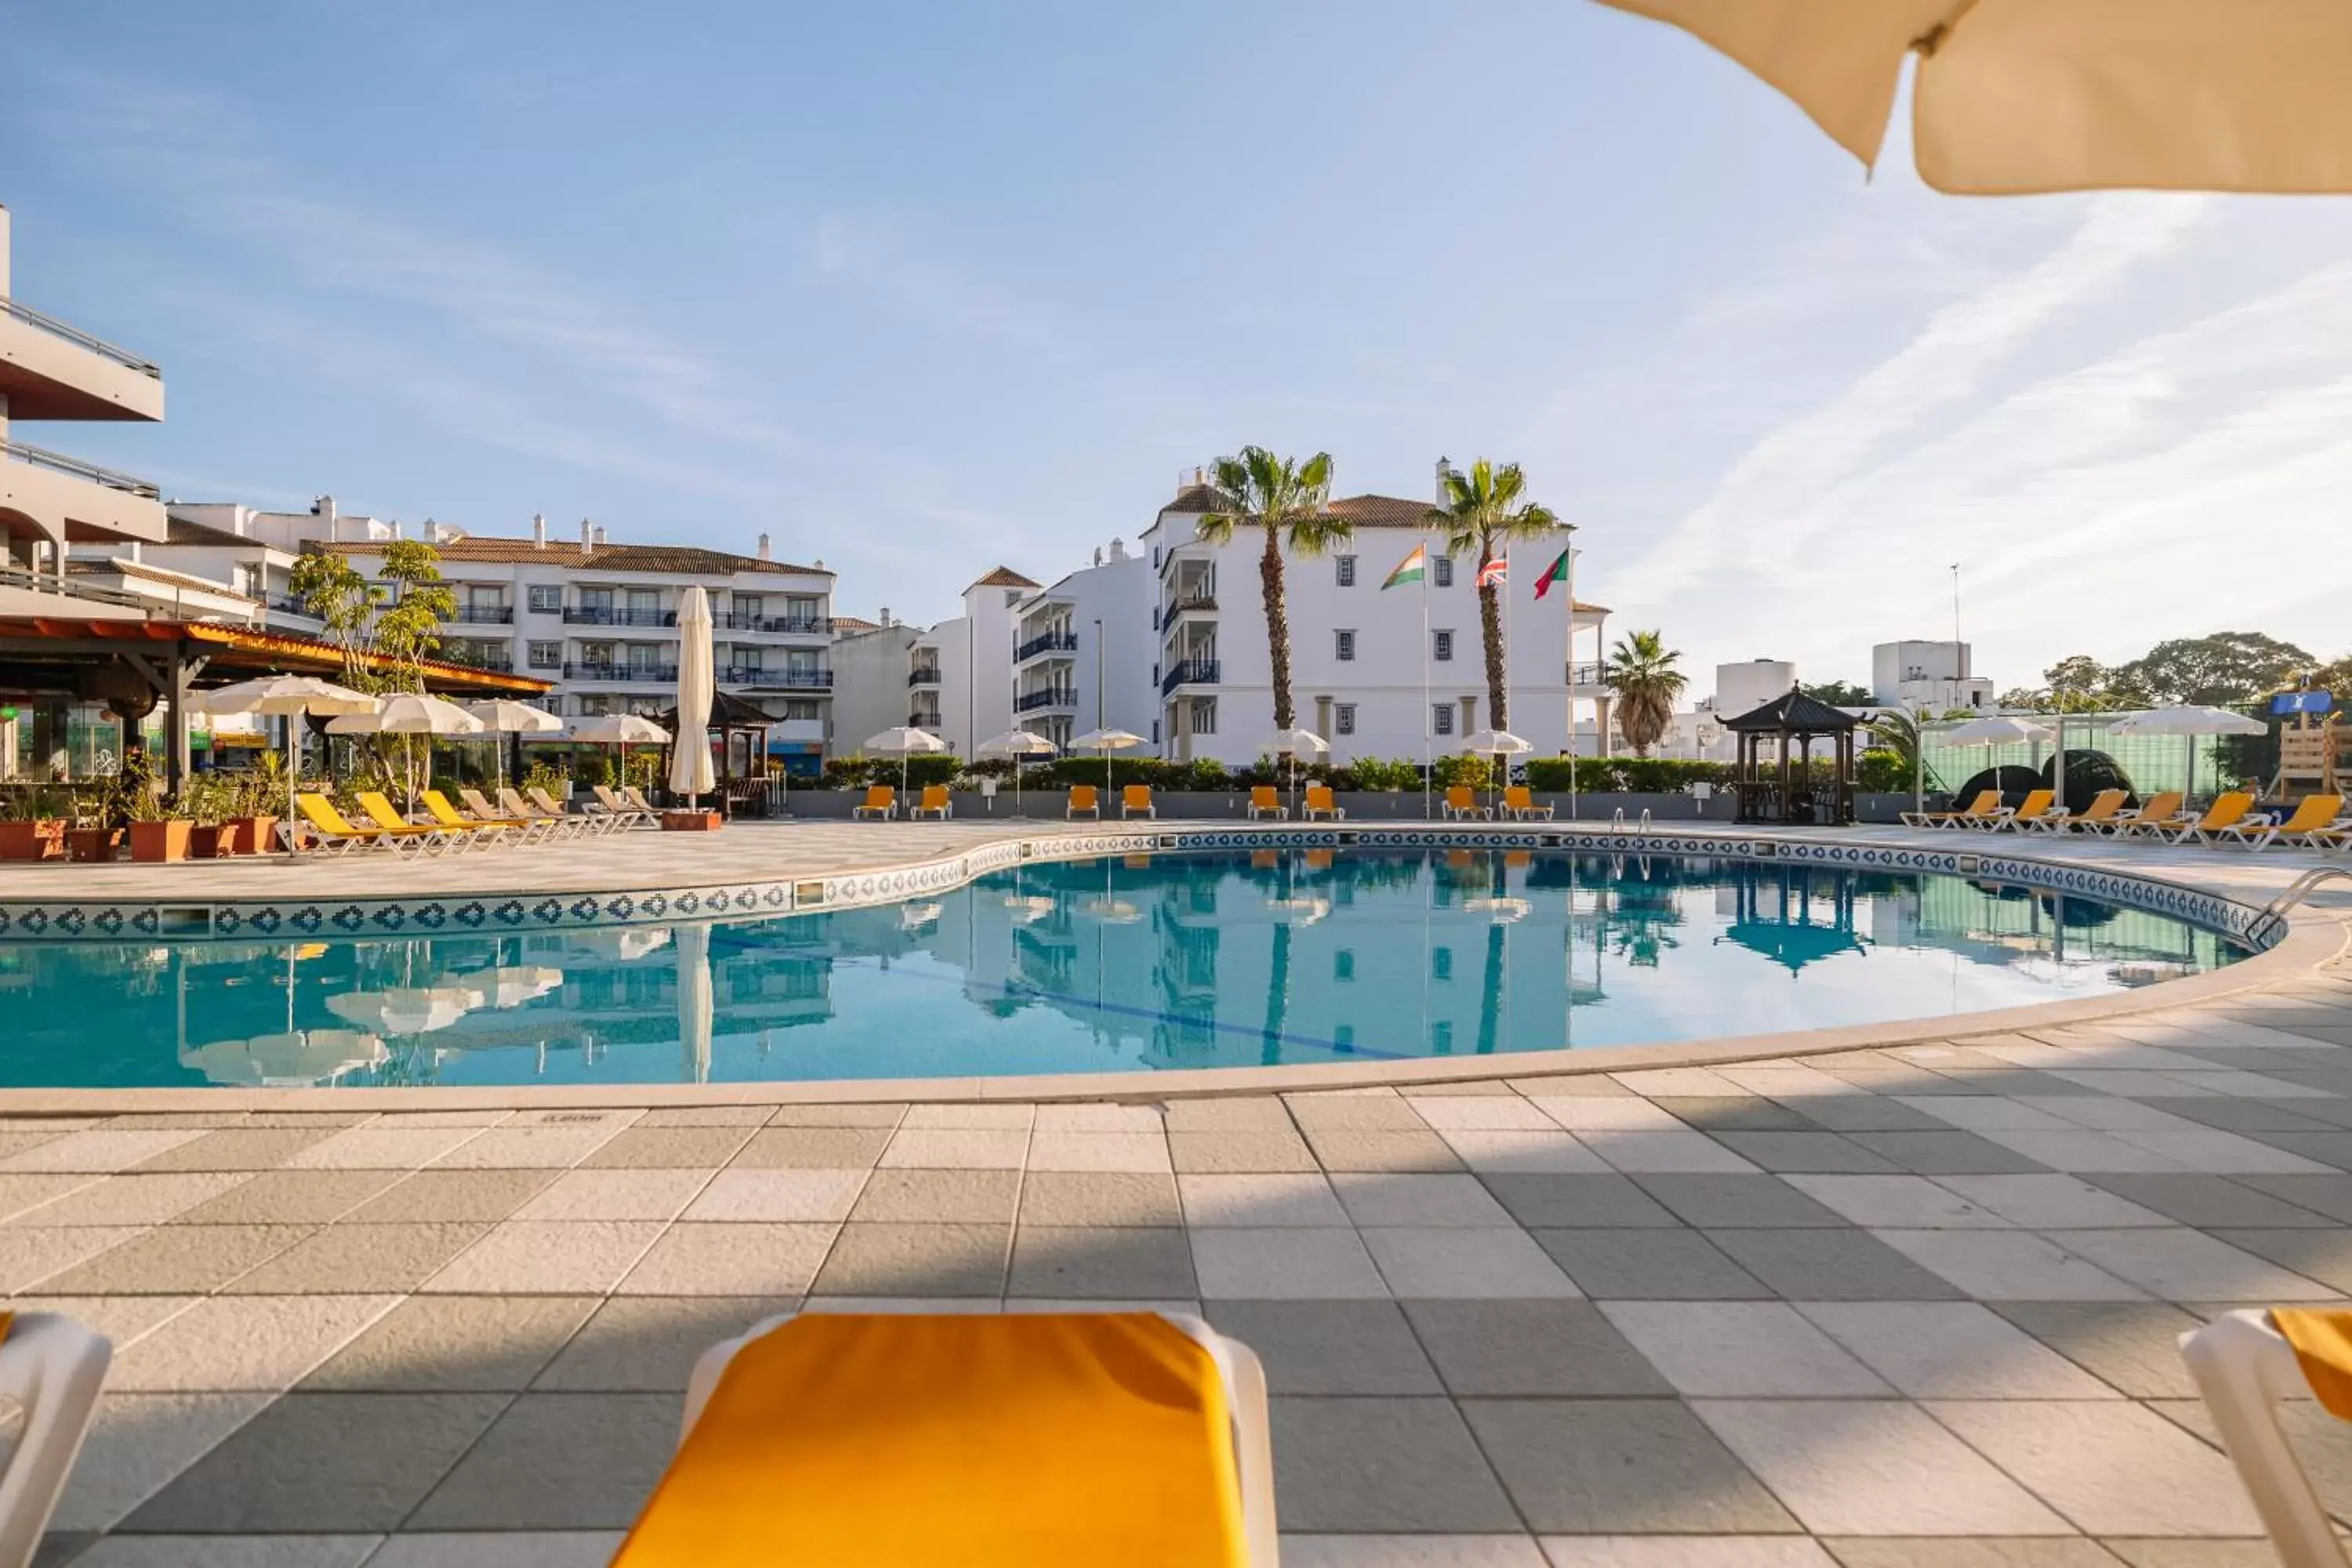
(1566, 542, 1579, 822)
(1421, 536, 1432, 822)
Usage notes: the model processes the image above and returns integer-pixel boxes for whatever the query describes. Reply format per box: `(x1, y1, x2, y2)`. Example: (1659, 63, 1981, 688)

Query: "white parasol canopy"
(566, 714, 669, 744)
(466, 699, 563, 793)
(978, 729, 1057, 815)
(863, 726, 947, 800)
(1069, 728, 1145, 793)
(1940, 716, 2055, 746)
(195, 675, 378, 851)
(670, 585, 717, 802)
(1461, 730, 1534, 755)
(1262, 728, 1329, 756)
(2107, 705, 2267, 802)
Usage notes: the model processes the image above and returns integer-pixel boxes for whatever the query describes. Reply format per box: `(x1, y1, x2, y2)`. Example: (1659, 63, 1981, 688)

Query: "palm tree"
(1197, 447, 1345, 731)
(1605, 630, 1687, 757)
(1427, 459, 1561, 731)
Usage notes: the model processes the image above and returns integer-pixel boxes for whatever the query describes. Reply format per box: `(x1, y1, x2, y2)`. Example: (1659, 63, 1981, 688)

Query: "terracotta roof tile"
(318, 537, 832, 575)
(1164, 483, 1236, 514)
(969, 566, 1040, 589)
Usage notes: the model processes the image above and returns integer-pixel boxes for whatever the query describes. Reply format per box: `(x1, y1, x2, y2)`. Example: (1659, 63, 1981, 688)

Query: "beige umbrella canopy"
(1592, 0, 2352, 194)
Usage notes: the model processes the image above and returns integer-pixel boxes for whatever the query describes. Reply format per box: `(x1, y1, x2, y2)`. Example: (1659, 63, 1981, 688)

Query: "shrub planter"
(661, 810, 724, 832)
(0, 819, 67, 861)
(229, 815, 280, 855)
(66, 827, 123, 863)
(191, 822, 245, 859)
(130, 819, 196, 864)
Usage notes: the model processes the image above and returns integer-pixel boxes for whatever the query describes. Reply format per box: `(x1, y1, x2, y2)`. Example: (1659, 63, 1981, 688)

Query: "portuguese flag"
(1532, 547, 1573, 601)
(1381, 544, 1426, 590)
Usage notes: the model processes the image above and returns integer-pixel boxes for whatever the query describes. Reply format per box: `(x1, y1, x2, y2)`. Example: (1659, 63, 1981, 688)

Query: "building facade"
(1011, 540, 1158, 751)
(1141, 472, 1610, 767)
(902, 568, 1032, 758)
(1872, 640, 1994, 713)
(828, 615, 924, 754)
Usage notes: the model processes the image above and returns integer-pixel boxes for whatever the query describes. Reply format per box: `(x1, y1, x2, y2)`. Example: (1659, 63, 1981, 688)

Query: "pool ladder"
(1608, 807, 1653, 832)
(2245, 867, 2352, 948)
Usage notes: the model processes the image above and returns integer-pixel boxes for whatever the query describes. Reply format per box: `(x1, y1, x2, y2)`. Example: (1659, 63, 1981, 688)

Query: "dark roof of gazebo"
(1722, 690, 1860, 733)
(655, 691, 774, 731)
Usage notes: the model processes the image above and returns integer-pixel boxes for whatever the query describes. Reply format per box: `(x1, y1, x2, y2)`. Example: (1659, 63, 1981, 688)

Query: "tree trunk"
(1476, 537, 1507, 731)
(1261, 525, 1294, 731)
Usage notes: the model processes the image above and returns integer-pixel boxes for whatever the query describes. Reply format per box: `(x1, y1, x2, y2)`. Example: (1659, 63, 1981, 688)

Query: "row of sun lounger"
(851, 782, 1554, 824)
(289, 783, 659, 855)
(1904, 789, 2352, 851)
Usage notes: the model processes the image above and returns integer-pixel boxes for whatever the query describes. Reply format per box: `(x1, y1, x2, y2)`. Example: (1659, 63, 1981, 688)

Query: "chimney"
(592, 524, 607, 548)
(1109, 536, 1127, 561)
(390, 520, 404, 540)
(579, 518, 593, 549)
(1435, 456, 1454, 505)
(532, 513, 546, 549)
(879, 606, 891, 627)
(313, 495, 338, 543)
(757, 532, 771, 562)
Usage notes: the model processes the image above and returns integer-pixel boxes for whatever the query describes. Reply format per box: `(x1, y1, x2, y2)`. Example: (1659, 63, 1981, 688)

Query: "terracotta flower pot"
(659, 810, 724, 832)
(0, 819, 67, 861)
(229, 815, 280, 855)
(66, 827, 123, 863)
(130, 819, 195, 864)
(191, 822, 244, 858)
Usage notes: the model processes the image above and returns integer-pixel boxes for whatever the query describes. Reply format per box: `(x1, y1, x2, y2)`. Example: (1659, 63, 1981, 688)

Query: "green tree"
(1427, 458, 1562, 731)
(371, 540, 459, 686)
(1866, 707, 1919, 772)
(1799, 680, 1874, 708)
(289, 550, 376, 684)
(1603, 630, 1687, 757)
(2114, 632, 2315, 707)
(1198, 447, 1346, 731)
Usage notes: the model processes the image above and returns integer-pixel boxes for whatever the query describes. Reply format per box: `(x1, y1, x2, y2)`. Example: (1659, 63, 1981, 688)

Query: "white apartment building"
(1872, 640, 1993, 713)
(828, 613, 923, 753)
(902, 567, 1032, 757)
(1142, 470, 1611, 767)
(1010, 539, 1158, 750)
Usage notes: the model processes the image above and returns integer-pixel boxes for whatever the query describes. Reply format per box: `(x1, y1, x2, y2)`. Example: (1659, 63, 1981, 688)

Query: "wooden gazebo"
(1724, 690, 1859, 826)
(655, 690, 775, 817)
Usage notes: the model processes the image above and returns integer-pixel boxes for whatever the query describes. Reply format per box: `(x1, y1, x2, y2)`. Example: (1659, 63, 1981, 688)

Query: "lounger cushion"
(2270, 1308, 2352, 1419)
(614, 1312, 1244, 1566)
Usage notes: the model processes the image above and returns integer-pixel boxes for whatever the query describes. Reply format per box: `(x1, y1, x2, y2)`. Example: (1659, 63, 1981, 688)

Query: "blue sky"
(7, 1, 2349, 695)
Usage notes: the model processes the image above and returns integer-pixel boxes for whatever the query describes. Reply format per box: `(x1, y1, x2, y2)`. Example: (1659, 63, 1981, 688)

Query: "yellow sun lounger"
(2164, 791, 2256, 844)
(1066, 785, 1100, 819)
(2181, 1308, 2352, 1568)
(909, 784, 953, 821)
(1303, 784, 1345, 822)
(417, 789, 533, 848)
(851, 785, 897, 821)
(0, 1312, 112, 1568)
(614, 1312, 1276, 1568)
(2219, 794, 2347, 851)
(1441, 785, 1489, 820)
(1900, 789, 1998, 829)
(1985, 788, 2058, 833)
(292, 793, 412, 856)
(2107, 791, 2191, 839)
(1246, 785, 1286, 820)
(354, 791, 478, 855)
(498, 786, 593, 839)
(2023, 789, 2126, 834)
(527, 785, 619, 836)
(1501, 785, 1552, 822)
(1122, 784, 1156, 818)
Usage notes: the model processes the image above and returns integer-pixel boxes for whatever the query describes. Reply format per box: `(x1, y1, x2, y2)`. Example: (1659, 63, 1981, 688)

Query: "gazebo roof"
(655, 690, 774, 731)
(1722, 690, 1860, 733)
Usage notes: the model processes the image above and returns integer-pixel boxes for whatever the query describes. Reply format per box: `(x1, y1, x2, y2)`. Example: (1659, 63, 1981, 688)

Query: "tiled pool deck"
(5, 822, 2352, 1565)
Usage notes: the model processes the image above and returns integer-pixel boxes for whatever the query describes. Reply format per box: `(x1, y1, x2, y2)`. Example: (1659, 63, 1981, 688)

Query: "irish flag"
(1381, 544, 1426, 590)
(1532, 547, 1573, 601)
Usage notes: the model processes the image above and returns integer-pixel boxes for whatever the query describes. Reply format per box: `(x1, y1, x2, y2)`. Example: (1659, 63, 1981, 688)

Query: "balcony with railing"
(1014, 687, 1076, 713)
(1569, 661, 1613, 691)
(268, 596, 322, 621)
(563, 662, 679, 683)
(452, 604, 514, 625)
(908, 664, 942, 686)
(0, 296, 166, 422)
(724, 666, 833, 689)
(1015, 630, 1080, 663)
(1160, 659, 1220, 695)
(721, 612, 831, 635)
(562, 606, 677, 627)
(1, 440, 160, 499)
(445, 646, 515, 673)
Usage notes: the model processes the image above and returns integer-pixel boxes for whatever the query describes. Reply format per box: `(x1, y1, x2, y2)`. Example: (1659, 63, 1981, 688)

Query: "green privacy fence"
(1918, 712, 2256, 801)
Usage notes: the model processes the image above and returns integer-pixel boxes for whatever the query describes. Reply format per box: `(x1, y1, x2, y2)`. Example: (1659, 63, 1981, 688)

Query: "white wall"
(1715, 660, 1795, 724)
(831, 623, 924, 751)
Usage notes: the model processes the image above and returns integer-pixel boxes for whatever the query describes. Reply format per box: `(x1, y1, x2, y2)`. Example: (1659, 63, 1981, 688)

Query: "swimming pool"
(0, 848, 2246, 1089)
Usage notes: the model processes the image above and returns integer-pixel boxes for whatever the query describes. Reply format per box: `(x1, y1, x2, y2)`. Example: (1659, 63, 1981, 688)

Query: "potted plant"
(64, 782, 122, 864)
(122, 757, 194, 864)
(227, 753, 284, 855)
(183, 775, 242, 859)
(0, 784, 70, 861)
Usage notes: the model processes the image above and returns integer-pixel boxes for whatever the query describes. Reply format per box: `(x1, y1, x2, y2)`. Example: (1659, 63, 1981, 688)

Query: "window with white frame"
(527, 585, 561, 614)
(1334, 702, 1356, 735)
(1432, 703, 1454, 736)
(1335, 630, 1356, 662)
(1432, 630, 1454, 662)
(1433, 555, 1454, 587)
(1335, 555, 1357, 587)
(527, 641, 561, 670)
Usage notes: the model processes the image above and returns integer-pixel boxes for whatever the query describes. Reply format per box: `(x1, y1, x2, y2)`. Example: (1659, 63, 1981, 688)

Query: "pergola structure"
(0, 615, 551, 791)
(1724, 689, 1859, 826)
(655, 689, 775, 817)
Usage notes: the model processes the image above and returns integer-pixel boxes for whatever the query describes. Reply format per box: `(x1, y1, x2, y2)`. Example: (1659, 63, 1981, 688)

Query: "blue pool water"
(0, 849, 2245, 1088)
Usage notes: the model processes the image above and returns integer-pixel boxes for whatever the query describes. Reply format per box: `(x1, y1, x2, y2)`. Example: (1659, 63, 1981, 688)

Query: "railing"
(1165, 593, 1217, 615)
(1161, 659, 1220, 695)
(1569, 661, 1612, 688)
(452, 605, 514, 625)
(1016, 630, 1080, 662)
(2246, 869, 2352, 948)
(564, 662, 678, 683)
(1015, 688, 1076, 712)
(908, 666, 942, 686)
(724, 666, 832, 688)
(0, 297, 162, 378)
(723, 612, 831, 634)
(908, 711, 942, 729)
(446, 648, 514, 673)
(267, 597, 321, 619)
(562, 607, 676, 626)
(0, 439, 161, 499)
(0, 558, 151, 612)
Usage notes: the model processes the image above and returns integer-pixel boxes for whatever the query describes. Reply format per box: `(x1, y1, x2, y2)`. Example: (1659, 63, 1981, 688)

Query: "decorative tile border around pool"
(0, 824, 2274, 949)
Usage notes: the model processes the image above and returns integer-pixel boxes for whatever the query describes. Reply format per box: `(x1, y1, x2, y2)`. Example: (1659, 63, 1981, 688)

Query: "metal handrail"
(1161, 659, 1219, 695)
(0, 558, 147, 611)
(0, 296, 162, 378)
(908, 666, 942, 686)
(0, 439, 162, 499)
(1016, 630, 1080, 662)
(2245, 868, 2352, 947)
